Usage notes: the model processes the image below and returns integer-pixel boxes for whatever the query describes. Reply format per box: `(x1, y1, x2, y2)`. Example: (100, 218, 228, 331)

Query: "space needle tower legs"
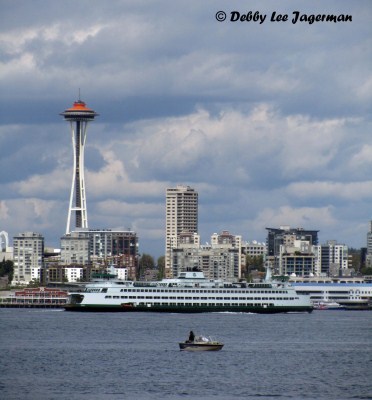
(61, 98, 98, 234)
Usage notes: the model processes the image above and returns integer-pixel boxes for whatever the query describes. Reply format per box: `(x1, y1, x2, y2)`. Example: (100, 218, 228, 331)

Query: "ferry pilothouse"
(64, 268, 313, 313)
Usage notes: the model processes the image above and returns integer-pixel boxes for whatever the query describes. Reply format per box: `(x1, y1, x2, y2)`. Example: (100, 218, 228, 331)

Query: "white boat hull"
(179, 342, 224, 351)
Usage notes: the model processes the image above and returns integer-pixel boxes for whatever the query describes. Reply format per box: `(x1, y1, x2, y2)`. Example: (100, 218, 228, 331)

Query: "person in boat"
(188, 331, 195, 343)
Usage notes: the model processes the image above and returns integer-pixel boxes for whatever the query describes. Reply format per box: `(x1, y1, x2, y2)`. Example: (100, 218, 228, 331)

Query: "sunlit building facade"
(165, 185, 198, 277)
(12, 232, 44, 285)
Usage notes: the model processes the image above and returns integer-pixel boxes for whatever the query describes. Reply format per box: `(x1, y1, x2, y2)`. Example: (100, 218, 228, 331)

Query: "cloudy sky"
(0, 0, 371, 258)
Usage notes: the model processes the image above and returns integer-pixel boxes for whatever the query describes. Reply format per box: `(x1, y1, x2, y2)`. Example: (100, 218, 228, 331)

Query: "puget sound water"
(0, 309, 371, 400)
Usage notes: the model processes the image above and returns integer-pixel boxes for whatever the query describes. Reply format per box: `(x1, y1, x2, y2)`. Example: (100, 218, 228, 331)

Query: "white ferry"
(64, 269, 313, 313)
(291, 278, 372, 310)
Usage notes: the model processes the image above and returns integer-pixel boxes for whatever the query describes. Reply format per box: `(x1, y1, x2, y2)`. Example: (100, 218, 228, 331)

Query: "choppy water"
(0, 309, 371, 400)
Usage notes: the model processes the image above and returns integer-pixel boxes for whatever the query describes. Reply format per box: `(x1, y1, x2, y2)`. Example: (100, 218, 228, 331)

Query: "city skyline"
(0, 1, 371, 258)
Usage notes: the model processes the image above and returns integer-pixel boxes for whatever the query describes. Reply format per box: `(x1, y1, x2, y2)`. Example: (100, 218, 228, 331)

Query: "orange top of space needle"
(60, 99, 99, 120)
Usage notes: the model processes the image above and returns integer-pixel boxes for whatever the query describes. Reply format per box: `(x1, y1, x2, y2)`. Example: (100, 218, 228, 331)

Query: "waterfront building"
(165, 185, 198, 277)
(60, 98, 98, 234)
(60, 230, 90, 265)
(43, 264, 65, 284)
(12, 232, 44, 285)
(60, 229, 138, 280)
(242, 241, 267, 257)
(278, 239, 315, 276)
(64, 266, 84, 282)
(313, 240, 350, 277)
(266, 226, 318, 273)
(366, 221, 372, 267)
(171, 231, 242, 281)
(112, 267, 128, 280)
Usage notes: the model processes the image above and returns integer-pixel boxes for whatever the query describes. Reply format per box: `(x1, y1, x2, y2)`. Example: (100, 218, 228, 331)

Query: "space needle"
(61, 97, 98, 234)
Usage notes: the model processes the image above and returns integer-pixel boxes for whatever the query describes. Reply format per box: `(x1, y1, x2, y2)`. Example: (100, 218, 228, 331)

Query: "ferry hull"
(64, 304, 313, 313)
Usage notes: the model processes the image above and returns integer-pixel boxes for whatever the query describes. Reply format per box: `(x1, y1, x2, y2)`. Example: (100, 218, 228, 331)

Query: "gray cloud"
(0, 0, 371, 257)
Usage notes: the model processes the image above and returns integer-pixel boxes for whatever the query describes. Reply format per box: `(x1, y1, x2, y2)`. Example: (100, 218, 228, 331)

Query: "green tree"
(157, 256, 165, 279)
(27, 278, 41, 288)
(246, 255, 264, 272)
(138, 253, 155, 279)
(361, 266, 372, 275)
(0, 259, 14, 283)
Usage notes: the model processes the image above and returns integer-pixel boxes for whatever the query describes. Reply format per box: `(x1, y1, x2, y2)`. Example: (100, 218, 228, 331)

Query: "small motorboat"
(179, 333, 224, 351)
(313, 301, 343, 310)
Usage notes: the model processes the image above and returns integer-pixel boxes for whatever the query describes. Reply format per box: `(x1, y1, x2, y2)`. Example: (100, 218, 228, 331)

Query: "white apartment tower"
(12, 232, 44, 285)
(165, 185, 198, 277)
(366, 221, 372, 267)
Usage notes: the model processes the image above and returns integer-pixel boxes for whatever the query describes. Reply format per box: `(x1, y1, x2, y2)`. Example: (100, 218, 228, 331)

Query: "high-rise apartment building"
(314, 240, 349, 276)
(12, 232, 44, 285)
(366, 221, 372, 267)
(165, 185, 198, 277)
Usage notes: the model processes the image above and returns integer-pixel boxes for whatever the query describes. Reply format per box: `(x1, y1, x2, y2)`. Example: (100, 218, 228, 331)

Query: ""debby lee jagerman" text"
(230, 11, 352, 25)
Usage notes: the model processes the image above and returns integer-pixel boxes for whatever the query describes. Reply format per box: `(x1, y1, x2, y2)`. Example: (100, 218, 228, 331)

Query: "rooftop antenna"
(78, 88, 81, 101)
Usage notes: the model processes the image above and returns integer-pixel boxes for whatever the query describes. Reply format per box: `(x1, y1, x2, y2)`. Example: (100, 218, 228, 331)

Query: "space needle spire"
(60, 97, 98, 234)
